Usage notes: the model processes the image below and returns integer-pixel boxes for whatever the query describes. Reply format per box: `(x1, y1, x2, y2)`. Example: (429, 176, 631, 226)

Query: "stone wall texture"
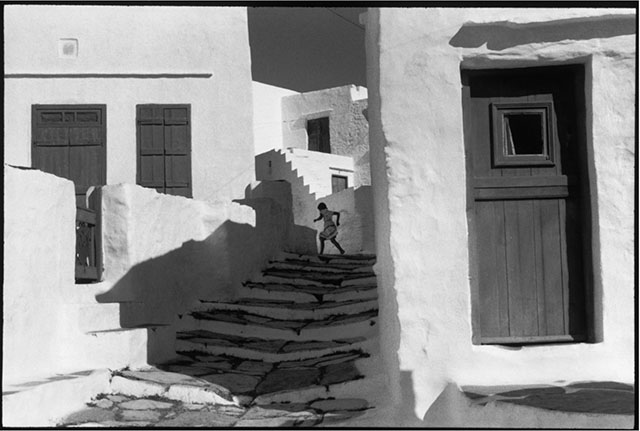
(365, 7, 636, 423)
(282, 85, 370, 188)
(4, 5, 254, 203)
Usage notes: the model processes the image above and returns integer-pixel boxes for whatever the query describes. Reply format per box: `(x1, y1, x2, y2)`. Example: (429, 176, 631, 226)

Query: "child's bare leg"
(319, 238, 325, 254)
(330, 239, 345, 254)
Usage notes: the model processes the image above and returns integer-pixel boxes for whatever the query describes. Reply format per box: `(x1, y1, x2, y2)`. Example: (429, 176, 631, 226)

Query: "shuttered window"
(307, 117, 331, 153)
(331, 175, 348, 194)
(136, 104, 192, 198)
(32, 105, 106, 207)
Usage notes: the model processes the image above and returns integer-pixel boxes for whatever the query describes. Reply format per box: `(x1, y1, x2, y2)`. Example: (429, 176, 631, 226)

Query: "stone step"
(279, 252, 376, 266)
(192, 297, 378, 321)
(156, 349, 370, 404)
(174, 329, 375, 362)
(254, 273, 377, 288)
(281, 258, 375, 271)
(181, 309, 378, 341)
(58, 392, 372, 427)
(252, 372, 385, 406)
(261, 268, 376, 286)
(109, 367, 239, 406)
(239, 281, 378, 303)
(267, 260, 374, 274)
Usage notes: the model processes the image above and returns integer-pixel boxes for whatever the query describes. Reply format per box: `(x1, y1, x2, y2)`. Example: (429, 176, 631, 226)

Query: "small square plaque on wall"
(58, 38, 78, 58)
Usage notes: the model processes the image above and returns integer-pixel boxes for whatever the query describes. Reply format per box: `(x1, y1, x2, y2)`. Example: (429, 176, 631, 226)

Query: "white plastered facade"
(365, 7, 636, 421)
(4, 5, 254, 203)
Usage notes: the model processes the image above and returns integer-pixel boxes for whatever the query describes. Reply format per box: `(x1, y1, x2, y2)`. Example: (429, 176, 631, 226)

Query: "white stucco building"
(5, 5, 254, 203)
(364, 7, 636, 426)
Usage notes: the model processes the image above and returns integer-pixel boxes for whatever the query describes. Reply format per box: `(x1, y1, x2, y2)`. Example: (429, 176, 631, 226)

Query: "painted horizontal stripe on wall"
(5, 73, 213, 79)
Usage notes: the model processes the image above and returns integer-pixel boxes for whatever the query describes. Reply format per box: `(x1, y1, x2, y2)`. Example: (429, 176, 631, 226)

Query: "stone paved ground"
(59, 393, 370, 427)
(462, 381, 636, 415)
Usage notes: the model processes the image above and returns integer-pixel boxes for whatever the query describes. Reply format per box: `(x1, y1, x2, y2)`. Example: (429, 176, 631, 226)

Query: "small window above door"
(491, 102, 555, 167)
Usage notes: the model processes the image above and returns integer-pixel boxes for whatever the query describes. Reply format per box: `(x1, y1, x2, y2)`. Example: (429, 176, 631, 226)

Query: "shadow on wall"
(450, 14, 636, 50)
(96, 181, 316, 365)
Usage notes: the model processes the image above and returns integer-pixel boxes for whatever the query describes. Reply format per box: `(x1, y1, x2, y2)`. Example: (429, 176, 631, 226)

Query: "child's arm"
(334, 211, 340, 226)
(313, 214, 322, 222)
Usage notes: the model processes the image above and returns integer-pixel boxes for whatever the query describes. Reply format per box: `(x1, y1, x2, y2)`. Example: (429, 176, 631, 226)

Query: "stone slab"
(118, 369, 208, 387)
(92, 399, 113, 409)
(310, 398, 368, 411)
(120, 409, 162, 422)
(255, 368, 320, 395)
(320, 361, 362, 386)
(156, 410, 239, 427)
(200, 373, 261, 394)
(63, 407, 116, 424)
(119, 399, 174, 410)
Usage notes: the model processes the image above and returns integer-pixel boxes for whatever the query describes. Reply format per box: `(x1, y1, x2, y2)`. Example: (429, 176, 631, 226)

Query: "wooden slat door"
(462, 66, 588, 344)
(32, 105, 106, 207)
(137, 105, 192, 198)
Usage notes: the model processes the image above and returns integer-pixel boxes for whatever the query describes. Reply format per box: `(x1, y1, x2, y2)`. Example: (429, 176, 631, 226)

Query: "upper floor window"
(136, 104, 192, 198)
(307, 117, 331, 153)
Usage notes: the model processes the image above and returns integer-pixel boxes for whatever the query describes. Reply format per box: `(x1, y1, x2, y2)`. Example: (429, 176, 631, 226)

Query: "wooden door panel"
(537, 199, 567, 335)
(164, 125, 189, 154)
(33, 127, 69, 146)
(69, 145, 103, 189)
(476, 201, 510, 338)
(165, 155, 190, 188)
(139, 125, 165, 155)
(69, 127, 102, 146)
(139, 155, 165, 188)
(35, 146, 70, 178)
(463, 66, 587, 344)
(504, 200, 539, 337)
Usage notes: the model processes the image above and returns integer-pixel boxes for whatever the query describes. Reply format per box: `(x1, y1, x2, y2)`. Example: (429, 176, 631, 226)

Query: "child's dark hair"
(317, 203, 327, 210)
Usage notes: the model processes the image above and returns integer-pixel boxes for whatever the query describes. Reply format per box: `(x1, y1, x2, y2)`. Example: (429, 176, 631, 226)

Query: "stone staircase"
(156, 252, 381, 416)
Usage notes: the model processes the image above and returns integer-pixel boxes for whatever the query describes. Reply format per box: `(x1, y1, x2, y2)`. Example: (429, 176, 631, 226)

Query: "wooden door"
(137, 104, 192, 198)
(32, 105, 106, 207)
(462, 66, 589, 344)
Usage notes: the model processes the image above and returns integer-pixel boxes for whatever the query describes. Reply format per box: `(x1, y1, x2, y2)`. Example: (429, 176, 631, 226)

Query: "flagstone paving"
(58, 253, 381, 427)
(59, 388, 371, 427)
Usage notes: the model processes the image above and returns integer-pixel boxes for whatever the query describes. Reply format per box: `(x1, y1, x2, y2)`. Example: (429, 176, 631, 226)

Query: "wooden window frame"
(31, 104, 107, 191)
(491, 102, 555, 167)
(331, 174, 348, 194)
(307, 116, 331, 154)
(136, 104, 192, 198)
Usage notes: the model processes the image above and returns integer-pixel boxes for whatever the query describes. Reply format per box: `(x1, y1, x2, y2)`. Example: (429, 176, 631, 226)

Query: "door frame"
(31, 104, 107, 205)
(461, 64, 594, 345)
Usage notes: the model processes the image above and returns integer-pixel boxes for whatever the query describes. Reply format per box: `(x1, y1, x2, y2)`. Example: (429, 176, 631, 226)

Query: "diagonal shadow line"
(450, 14, 636, 51)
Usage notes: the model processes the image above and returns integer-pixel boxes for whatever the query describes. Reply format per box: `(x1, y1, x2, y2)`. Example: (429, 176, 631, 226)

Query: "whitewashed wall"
(366, 7, 636, 422)
(4, 5, 254, 202)
(2, 166, 149, 384)
(252, 82, 299, 155)
(96, 182, 290, 327)
(282, 85, 370, 187)
(312, 186, 375, 254)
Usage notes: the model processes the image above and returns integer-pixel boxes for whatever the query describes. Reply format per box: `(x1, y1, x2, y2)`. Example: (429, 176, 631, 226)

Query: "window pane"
(504, 113, 545, 155)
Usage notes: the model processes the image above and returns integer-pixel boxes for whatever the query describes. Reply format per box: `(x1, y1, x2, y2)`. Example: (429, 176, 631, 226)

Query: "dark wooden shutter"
(331, 175, 348, 194)
(307, 117, 331, 153)
(32, 105, 106, 207)
(137, 104, 192, 197)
